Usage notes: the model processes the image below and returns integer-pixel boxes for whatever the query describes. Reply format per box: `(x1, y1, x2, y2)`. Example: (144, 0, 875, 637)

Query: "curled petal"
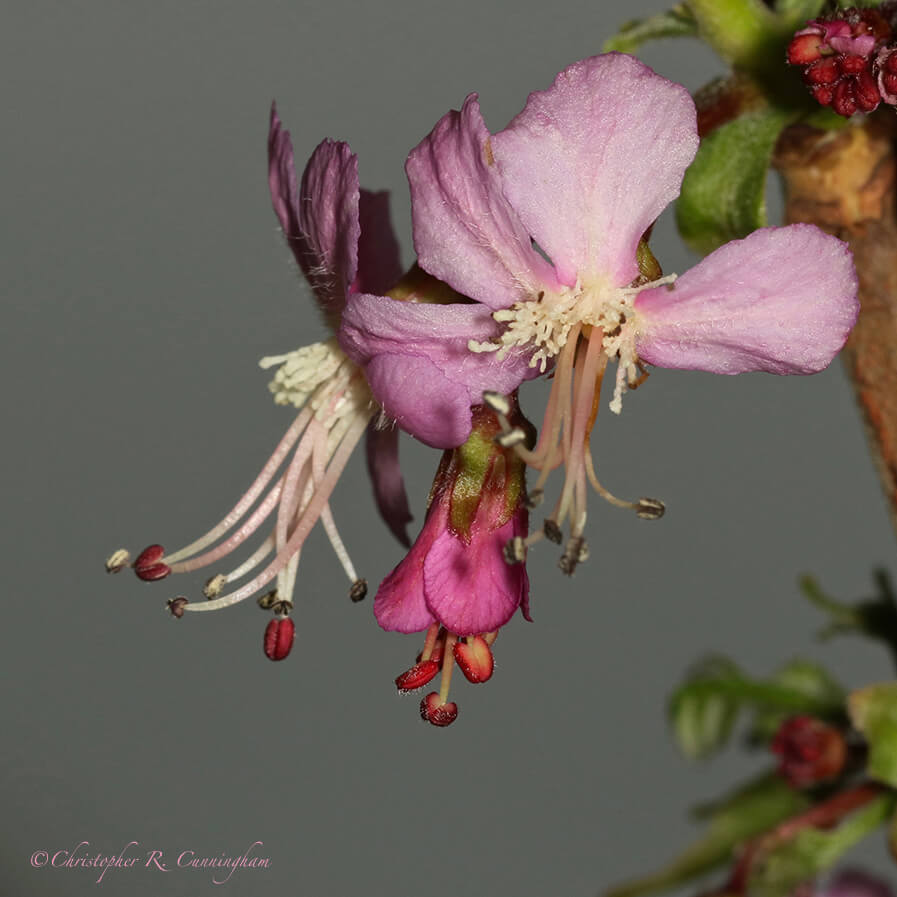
(365, 420, 413, 548)
(407, 94, 558, 309)
(355, 189, 403, 295)
(339, 294, 534, 447)
(297, 138, 361, 316)
(267, 105, 360, 316)
(634, 225, 859, 375)
(491, 53, 698, 287)
(423, 508, 529, 636)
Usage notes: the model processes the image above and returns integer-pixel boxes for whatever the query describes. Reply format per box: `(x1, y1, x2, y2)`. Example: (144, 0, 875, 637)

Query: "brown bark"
(774, 115, 897, 539)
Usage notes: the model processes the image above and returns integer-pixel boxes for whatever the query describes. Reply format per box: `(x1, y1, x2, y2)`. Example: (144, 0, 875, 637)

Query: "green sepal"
(675, 103, 792, 255)
(603, 773, 809, 897)
(849, 683, 897, 787)
(687, 0, 783, 69)
(670, 656, 844, 760)
(800, 572, 897, 669)
(773, 0, 824, 25)
(603, 5, 698, 54)
(747, 793, 896, 897)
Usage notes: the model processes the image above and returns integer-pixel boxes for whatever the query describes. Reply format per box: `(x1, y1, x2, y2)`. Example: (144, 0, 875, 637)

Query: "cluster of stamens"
(787, 5, 897, 116)
(394, 623, 498, 726)
(471, 273, 671, 576)
(106, 338, 373, 660)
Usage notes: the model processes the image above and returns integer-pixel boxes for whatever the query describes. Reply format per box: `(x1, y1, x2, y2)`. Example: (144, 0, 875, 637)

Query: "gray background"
(3, 1, 896, 895)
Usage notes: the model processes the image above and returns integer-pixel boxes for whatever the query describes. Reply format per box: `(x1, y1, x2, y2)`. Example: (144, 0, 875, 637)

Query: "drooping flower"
(379, 398, 531, 726)
(106, 105, 417, 655)
(340, 53, 859, 572)
(786, 5, 897, 115)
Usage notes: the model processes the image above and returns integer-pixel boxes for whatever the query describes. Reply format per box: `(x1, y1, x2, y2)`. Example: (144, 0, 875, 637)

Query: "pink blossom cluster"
(110, 53, 859, 726)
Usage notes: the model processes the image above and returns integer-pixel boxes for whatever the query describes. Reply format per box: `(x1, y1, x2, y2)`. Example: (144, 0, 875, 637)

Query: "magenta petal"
(365, 420, 413, 548)
(339, 294, 534, 447)
(407, 94, 558, 309)
(634, 225, 859, 374)
(373, 503, 445, 634)
(491, 54, 698, 287)
(423, 512, 528, 636)
(354, 189, 403, 296)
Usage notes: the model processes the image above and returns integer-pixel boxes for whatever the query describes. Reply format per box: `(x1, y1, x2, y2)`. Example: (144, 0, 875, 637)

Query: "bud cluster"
(786, 5, 897, 117)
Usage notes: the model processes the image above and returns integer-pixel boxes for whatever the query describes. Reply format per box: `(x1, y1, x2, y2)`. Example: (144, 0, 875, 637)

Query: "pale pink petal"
(491, 54, 698, 287)
(423, 511, 528, 635)
(373, 502, 445, 633)
(634, 225, 859, 374)
(339, 294, 535, 447)
(355, 189, 403, 295)
(364, 354, 476, 448)
(406, 94, 559, 310)
(365, 420, 413, 548)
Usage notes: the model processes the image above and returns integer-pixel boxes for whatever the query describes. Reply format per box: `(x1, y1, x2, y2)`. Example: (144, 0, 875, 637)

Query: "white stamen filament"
(479, 272, 676, 568)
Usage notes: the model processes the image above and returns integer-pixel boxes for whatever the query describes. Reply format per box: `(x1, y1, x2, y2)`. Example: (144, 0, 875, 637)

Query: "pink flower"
(378, 400, 531, 726)
(340, 53, 859, 569)
(107, 106, 415, 654)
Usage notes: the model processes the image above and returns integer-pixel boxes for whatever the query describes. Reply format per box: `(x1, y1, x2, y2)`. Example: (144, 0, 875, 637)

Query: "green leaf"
(749, 660, 846, 743)
(670, 656, 844, 759)
(604, 773, 809, 897)
(748, 793, 896, 897)
(603, 5, 698, 54)
(670, 656, 742, 759)
(849, 683, 897, 786)
(676, 104, 792, 255)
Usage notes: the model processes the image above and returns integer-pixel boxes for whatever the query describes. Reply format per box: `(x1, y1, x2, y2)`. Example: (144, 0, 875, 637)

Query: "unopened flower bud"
(771, 715, 848, 787)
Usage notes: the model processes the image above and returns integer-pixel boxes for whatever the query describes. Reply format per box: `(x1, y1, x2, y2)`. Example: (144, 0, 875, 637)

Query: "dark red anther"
(832, 79, 859, 117)
(264, 616, 295, 661)
(805, 56, 841, 85)
(167, 597, 188, 618)
(395, 660, 440, 692)
(882, 68, 897, 96)
(840, 54, 868, 75)
(134, 544, 171, 581)
(885, 52, 897, 75)
(135, 563, 171, 581)
(787, 33, 823, 66)
(453, 635, 495, 684)
(420, 692, 458, 727)
(771, 715, 848, 788)
(135, 544, 165, 567)
(855, 69, 882, 111)
(811, 85, 834, 106)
